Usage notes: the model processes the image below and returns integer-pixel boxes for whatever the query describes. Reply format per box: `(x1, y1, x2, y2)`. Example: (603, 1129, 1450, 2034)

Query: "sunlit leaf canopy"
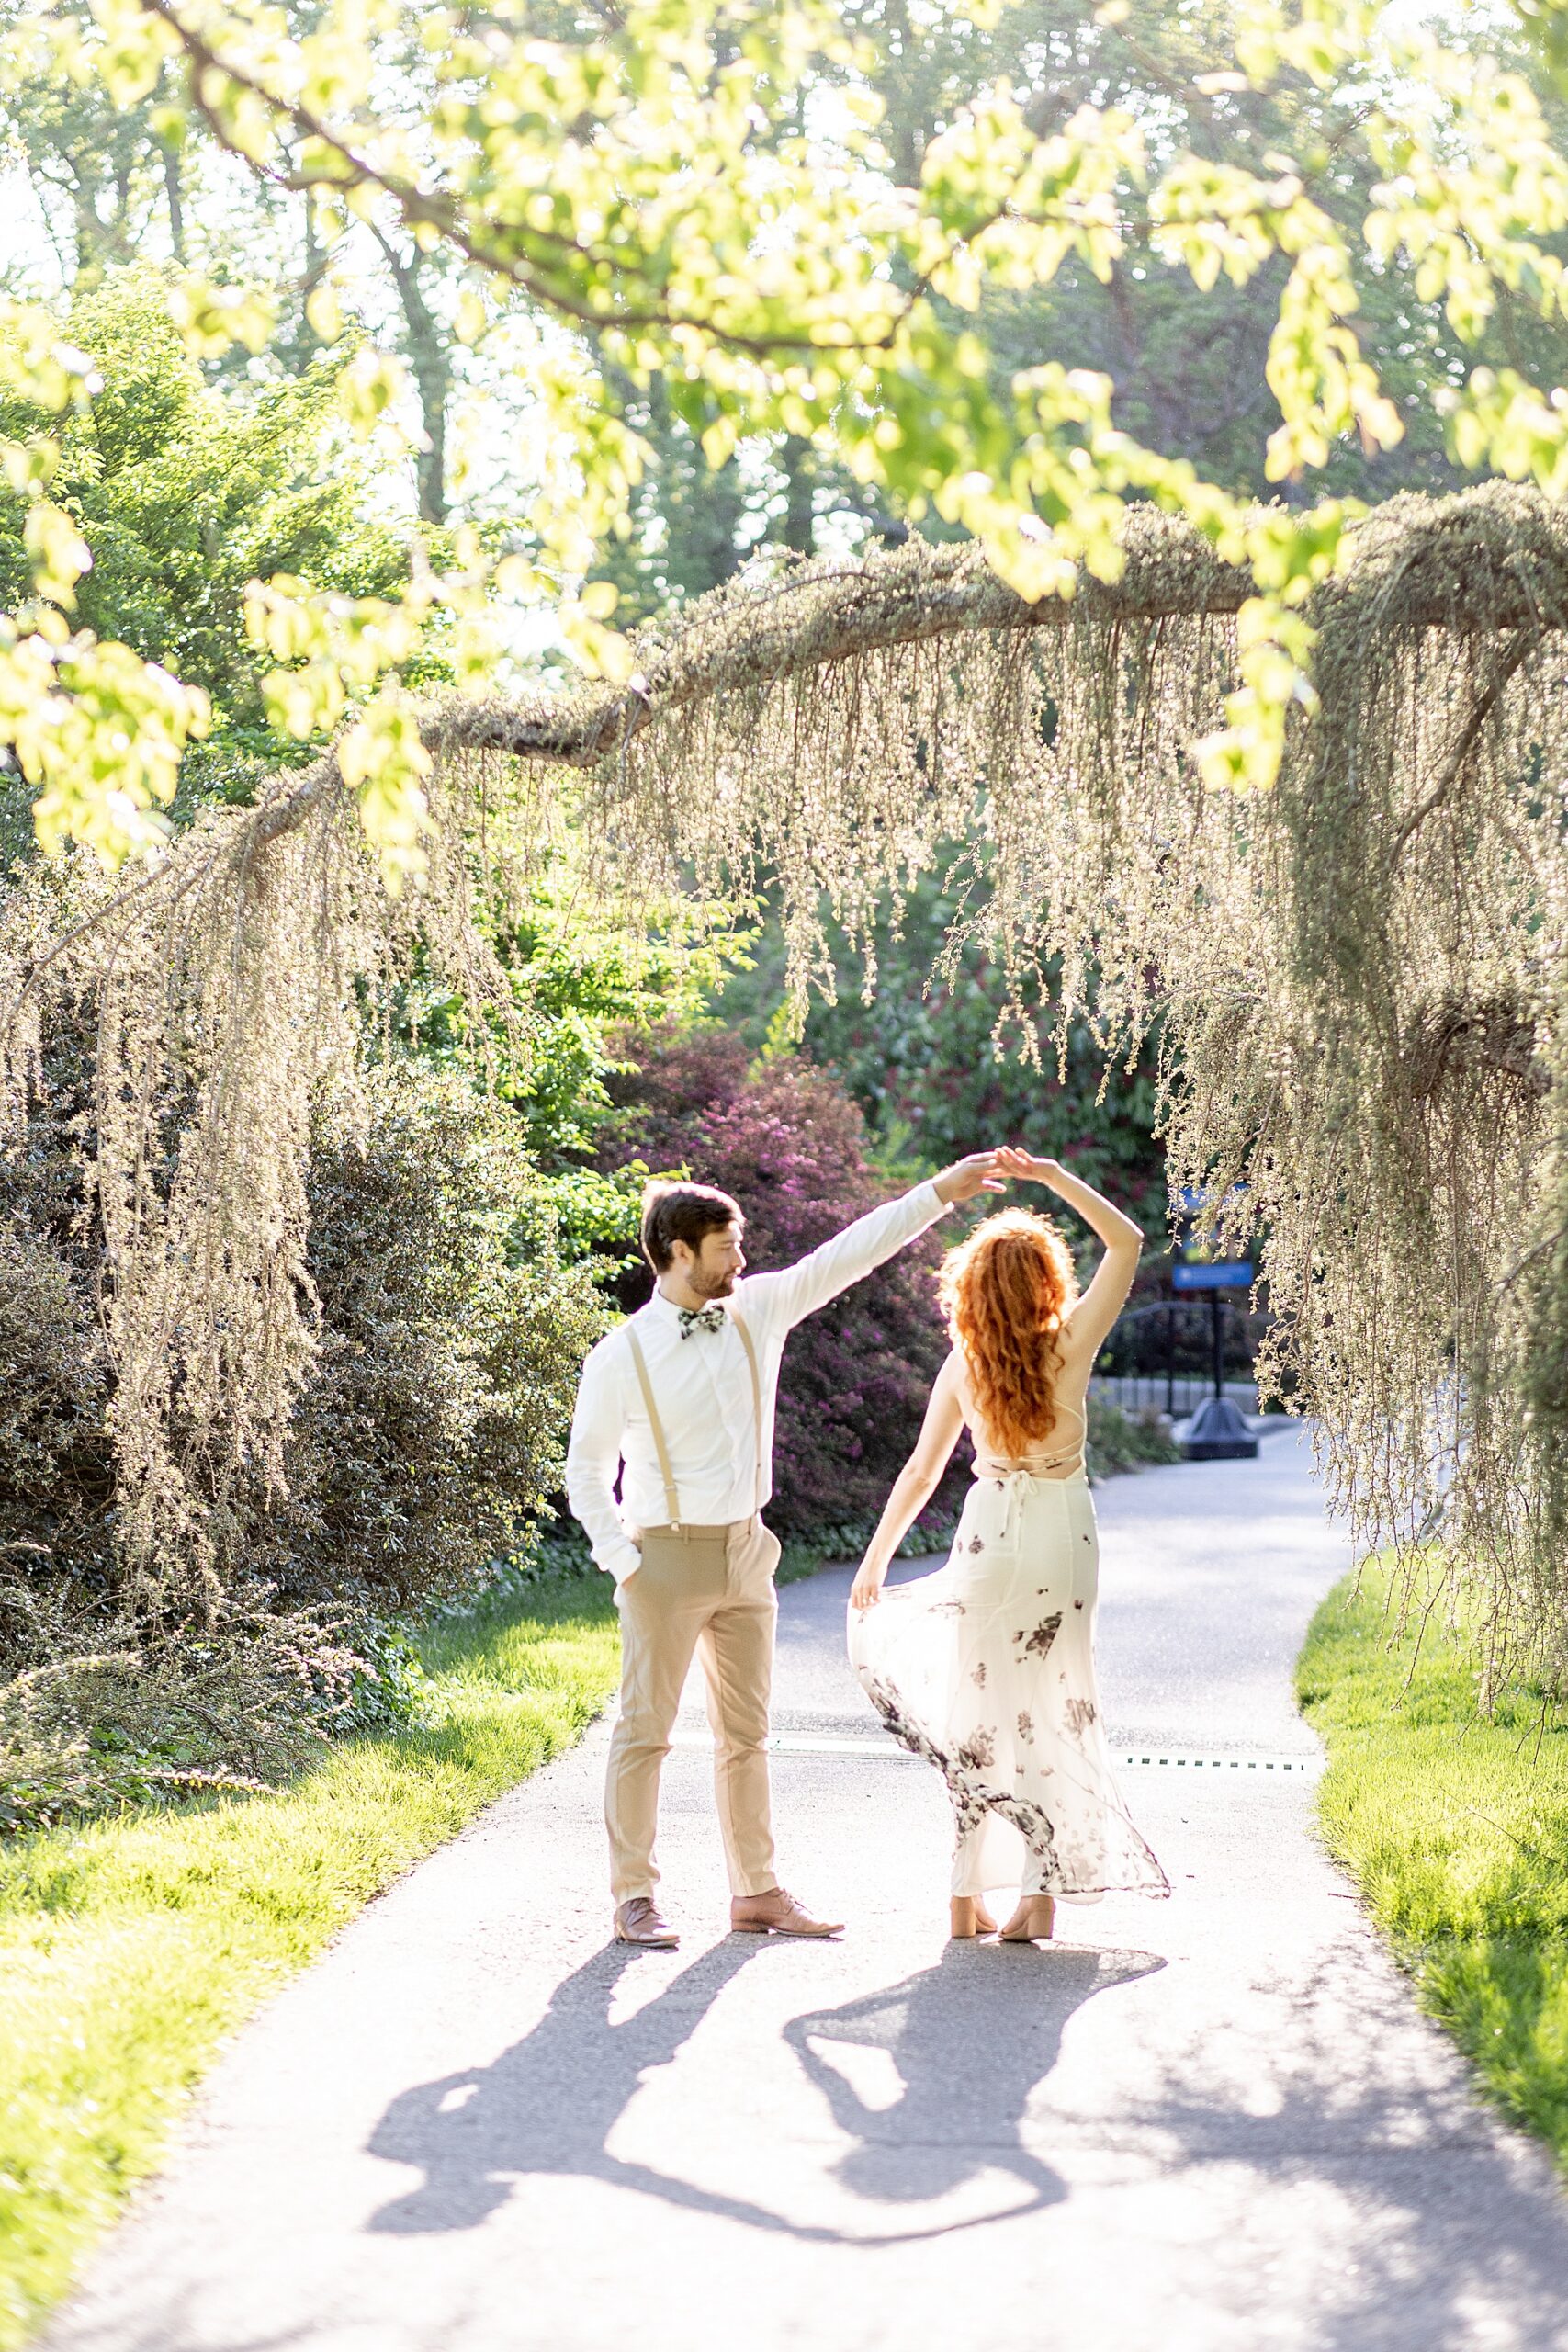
(3, 0, 1568, 865)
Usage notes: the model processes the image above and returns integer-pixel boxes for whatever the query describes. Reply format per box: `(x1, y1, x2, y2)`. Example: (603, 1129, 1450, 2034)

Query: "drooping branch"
(1404, 991, 1550, 1105)
(11, 476, 1568, 1686)
(452, 486, 1568, 759)
(1385, 628, 1538, 873)
(241, 482, 1568, 862)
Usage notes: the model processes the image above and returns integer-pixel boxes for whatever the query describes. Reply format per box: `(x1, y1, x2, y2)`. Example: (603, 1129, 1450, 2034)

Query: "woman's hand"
(996, 1145, 1060, 1185)
(849, 1558, 886, 1611)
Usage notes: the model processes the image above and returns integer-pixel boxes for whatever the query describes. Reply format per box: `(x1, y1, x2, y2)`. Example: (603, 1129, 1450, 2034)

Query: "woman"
(849, 1145, 1169, 1941)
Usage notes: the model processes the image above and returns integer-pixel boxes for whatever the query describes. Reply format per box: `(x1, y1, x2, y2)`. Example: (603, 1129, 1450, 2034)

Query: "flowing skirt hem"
(861, 1671, 1172, 1902)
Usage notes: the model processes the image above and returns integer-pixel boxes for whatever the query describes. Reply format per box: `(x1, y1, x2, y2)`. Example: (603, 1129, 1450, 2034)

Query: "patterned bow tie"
(678, 1303, 727, 1340)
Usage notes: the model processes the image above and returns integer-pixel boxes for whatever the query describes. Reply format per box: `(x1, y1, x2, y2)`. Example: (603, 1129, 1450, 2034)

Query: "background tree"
(0, 5, 188, 280)
(0, 272, 412, 735)
(581, 0, 1568, 615)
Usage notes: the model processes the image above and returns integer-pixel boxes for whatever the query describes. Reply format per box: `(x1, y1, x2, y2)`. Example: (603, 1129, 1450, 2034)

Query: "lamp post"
(1170, 1203, 1258, 1460)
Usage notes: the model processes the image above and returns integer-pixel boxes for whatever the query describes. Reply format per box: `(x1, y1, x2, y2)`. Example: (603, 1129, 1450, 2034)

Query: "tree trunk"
(781, 436, 814, 555)
(372, 228, 451, 525)
(164, 146, 185, 264)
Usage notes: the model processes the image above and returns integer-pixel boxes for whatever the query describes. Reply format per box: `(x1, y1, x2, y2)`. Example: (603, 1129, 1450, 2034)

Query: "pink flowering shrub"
(601, 1025, 964, 1537)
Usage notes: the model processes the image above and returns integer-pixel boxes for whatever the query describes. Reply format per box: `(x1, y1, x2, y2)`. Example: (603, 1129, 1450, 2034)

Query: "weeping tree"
(5, 476, 1567, 1693)
(13, 0, 1568, 1724)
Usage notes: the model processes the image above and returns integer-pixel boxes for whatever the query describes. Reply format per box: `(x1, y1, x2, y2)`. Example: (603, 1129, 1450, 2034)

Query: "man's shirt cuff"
(603, 1537, 642, 1587)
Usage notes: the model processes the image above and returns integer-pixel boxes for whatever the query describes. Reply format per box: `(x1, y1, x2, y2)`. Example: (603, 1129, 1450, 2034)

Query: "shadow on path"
(784, 1942, 1166, 2216)
(365, 1938, 1162, 2248)
(1110, 1949, 1568, 2352)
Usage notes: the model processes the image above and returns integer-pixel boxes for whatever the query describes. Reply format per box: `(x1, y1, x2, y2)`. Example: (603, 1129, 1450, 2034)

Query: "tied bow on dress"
(677, 1303, 728, 1340)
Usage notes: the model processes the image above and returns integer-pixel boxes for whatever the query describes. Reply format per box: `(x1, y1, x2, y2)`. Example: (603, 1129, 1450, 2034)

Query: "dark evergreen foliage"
(596, 1023, 959, 1532)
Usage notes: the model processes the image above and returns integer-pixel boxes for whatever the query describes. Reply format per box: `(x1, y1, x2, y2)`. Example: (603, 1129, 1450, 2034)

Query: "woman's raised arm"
(995, 1146, 1144, 1356)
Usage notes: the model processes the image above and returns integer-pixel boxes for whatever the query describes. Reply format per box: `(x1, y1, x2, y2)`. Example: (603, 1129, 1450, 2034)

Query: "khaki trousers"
(606, 1515, 782, 1904)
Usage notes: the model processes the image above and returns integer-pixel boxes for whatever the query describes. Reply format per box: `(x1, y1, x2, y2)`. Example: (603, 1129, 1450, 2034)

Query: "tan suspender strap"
(625, 1323, 682, 1528)
(625, 1311, 764, 1528)
(731, 1310, 764, 1515)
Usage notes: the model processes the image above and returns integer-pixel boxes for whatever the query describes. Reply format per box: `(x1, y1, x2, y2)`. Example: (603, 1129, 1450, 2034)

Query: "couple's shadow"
(365, 1933, 1163, 2245)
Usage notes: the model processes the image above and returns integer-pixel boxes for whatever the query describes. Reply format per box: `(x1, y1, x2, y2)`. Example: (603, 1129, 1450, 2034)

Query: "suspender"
(624, 1309, 764, 1530)
(624, 1324, 681, 1526)
(734, 1313, 763, 1510)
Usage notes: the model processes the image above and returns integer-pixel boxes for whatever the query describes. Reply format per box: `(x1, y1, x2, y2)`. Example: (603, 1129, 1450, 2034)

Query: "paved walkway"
(41, 1432, 1568, 2352)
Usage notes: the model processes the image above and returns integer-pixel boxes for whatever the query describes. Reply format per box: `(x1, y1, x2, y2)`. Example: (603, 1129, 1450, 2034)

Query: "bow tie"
(677, 1303, 728, 1340)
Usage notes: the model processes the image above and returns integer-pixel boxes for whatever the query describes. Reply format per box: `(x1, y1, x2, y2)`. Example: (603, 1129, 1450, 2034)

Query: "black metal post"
(1211, 1291, 1224, 1400)
(1166, 1303, 1175, 1418)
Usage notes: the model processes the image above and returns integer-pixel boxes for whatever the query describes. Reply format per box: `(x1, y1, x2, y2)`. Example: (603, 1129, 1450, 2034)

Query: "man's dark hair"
(639, 1181, 742, 1274)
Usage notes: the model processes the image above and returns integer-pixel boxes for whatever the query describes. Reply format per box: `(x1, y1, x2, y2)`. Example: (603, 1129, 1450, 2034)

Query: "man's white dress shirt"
(566, 1182, 946, 1586)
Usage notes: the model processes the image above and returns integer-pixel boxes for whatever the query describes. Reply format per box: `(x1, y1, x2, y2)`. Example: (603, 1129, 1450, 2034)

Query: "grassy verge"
(0, 1569, 618, 2352)
(1297, 1567, 1568, 2167)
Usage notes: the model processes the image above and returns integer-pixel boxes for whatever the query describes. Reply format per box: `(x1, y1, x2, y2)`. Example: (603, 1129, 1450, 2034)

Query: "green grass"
(0, 1571, 619, 2352)
(1297, 1568, 1568, 2166)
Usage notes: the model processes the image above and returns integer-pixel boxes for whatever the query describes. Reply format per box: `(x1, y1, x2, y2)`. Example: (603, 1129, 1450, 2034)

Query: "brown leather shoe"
(615, 1897, 679, 1947)
(730, 1886, 843, 1938)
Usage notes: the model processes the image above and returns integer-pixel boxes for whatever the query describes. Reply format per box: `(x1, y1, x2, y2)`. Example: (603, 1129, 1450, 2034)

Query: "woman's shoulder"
(1060, 1295, 1109, 1349)
(942, 1345, 981, 1424)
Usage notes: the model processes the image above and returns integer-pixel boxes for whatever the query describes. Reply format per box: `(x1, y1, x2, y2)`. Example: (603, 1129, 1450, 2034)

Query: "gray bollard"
(1179, 1394, 1259, 1460)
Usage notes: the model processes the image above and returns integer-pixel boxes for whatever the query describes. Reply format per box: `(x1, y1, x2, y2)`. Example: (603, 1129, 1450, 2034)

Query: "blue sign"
(1172, 1261, 1253, 1292)
(1175, 1184, 1247, 1215)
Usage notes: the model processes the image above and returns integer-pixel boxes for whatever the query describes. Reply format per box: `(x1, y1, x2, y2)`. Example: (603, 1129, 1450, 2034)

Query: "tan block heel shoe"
(950, 1896, 998, 1939)
(998, 1894, 1056, 1942)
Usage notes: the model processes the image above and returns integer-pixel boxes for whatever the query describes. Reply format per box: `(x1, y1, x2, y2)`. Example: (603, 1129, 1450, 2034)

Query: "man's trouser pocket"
(632, 1524, 730, 1603)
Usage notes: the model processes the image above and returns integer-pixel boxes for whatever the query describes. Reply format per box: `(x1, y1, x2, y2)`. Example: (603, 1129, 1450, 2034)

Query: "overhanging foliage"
(6, 479, 1568, 1679)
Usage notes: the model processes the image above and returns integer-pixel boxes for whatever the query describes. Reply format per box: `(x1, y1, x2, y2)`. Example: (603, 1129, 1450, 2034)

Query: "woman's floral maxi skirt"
(848, 1469, 1170, 1903)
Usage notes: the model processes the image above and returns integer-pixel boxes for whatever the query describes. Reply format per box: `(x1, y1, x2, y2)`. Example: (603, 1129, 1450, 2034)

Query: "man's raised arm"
(565, 1340, 642, 1586)
(744, 1153, 1005, 1332)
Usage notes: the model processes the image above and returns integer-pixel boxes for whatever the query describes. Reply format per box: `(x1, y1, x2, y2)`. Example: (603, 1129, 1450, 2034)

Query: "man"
(566, 1152, 1006, 1947)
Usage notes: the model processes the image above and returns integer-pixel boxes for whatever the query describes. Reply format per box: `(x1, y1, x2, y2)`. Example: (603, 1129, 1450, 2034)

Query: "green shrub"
(0, 1069, 604, 1833)
(252, 1076, 604, 1615)
(1085, 1396, 1181, 1477)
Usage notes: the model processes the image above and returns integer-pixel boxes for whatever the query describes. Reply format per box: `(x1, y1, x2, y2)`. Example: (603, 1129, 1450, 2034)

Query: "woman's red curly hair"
(938, 1207, 1079, 1456)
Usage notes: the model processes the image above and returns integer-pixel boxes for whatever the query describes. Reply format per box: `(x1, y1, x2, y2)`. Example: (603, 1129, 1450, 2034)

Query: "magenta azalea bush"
(600, 1025, 964, 1537)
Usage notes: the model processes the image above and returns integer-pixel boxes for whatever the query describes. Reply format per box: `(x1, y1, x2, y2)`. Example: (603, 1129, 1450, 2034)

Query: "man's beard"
(693, 1267, 738, 1300)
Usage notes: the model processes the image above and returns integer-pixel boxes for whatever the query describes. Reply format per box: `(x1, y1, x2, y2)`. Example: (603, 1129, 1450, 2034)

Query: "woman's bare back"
(952, 1306, 1095, 1480)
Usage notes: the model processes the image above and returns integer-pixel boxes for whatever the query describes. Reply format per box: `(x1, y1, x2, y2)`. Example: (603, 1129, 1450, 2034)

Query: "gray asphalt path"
(40, 1430, 1568, 2352)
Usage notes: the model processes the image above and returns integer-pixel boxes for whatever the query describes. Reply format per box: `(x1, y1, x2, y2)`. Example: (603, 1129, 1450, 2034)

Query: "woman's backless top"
(956, 1364, 1089, 1483)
